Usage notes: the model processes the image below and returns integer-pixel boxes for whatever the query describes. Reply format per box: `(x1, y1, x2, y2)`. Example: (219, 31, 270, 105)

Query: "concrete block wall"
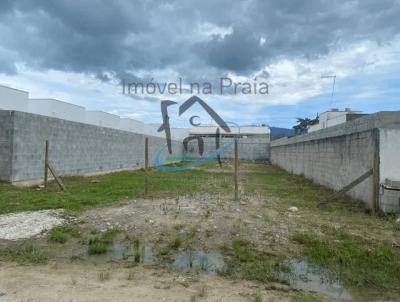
(0, 110, 182, 184)
(0, 111, 13, 181)
(185, 136, 270, 162)
(270, 111, 400, 213)
(271, 130, 376, 208)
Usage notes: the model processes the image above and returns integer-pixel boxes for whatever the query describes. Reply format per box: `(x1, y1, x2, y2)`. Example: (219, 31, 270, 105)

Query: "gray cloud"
(0, 0, 399, 81)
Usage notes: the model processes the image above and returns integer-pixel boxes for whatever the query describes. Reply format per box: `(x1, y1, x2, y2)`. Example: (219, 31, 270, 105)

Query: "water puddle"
(107, 244, 135, 261)
(284, 259, 352, 301)
(142, 246, 154, 265)
(171, 250, 226, 275)
(79, 244, 155, 265)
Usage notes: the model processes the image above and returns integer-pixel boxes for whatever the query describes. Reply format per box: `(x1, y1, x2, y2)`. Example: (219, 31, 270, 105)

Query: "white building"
(29, 98, 86, 123)
(308, 108, 368, 133)
(0, 85, 29, 112)
(119, 118, 145, 133)
(0, 84, 167, 137)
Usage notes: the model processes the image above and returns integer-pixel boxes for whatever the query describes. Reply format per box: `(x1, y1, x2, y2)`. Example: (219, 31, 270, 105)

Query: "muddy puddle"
(284, 259, 352, 301)
(76, 244, 155, 264)
(170, 251, 226, 275)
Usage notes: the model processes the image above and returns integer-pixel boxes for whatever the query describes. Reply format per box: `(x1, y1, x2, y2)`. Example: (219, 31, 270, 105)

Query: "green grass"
(170, 237, 183, 250)
(244, 165, 361, 211)
(88, 228, 120, 255)
(48, 226, 81, 243)
(0, 168, 230, 214)
(223, 239, 289, 284)
(232, 239, 256, 262)
(292, 231, 400, 291)
(0, 244, 48, 264)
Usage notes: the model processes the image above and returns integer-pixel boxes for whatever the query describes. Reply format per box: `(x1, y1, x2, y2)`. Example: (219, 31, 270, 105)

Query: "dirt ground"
(1, 163, 399, 302)
(0, 194, 310, 302)
(80, 193, 288, 254)
(0, 263, 294, 302)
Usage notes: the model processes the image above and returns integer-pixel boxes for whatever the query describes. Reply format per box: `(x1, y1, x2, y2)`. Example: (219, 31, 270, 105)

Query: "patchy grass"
(243, 165, 363, 211)
(0, 168, 231, 214)
(232, 240, 256, 262)
(134, 251, 141, 263)
(253, 291, 263, 302)
(291, 292, 324, 302)
(88, 228, 120, 255)
(48, 226, 81, 243)
(223, 239, 289, 284)
(291, 230, 400, 291)
(0, 244, 48, 264)
(170, 237, 183, 250)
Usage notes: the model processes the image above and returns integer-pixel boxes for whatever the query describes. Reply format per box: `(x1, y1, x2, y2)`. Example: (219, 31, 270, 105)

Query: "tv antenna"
(321, 75, 336, 107)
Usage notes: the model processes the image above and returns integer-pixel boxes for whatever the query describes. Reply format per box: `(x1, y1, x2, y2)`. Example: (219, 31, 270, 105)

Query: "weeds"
(134, 251, 141, 263)
(170, 237, 183, 250)
(198, 284, 207, 297)
(233, 240, 256, 262)
(253, 291, 263, 302)
(292, 231, 400, 290)
(48, 226, 81, 243)
(0, 244, 48, 264)
(88, 228, 119, 255)
(291, 292, 323, 302)
(223, 239, 289, 284)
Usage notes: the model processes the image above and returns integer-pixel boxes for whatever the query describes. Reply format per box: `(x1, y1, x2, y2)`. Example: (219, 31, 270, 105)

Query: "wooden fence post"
(44, 140, 49, 188)
(144, 137, 149, 196)
(234, 138, 239, 201)
(43, 140, 66, 191)
(371, 129, 380, 213)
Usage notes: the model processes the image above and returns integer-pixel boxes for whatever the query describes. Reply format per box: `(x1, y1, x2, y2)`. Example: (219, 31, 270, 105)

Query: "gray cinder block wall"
(184, 137, 270, 162)
(0, 110, 182, 184)
(0, 111, 13, 181)
(270, 111, 400, 213)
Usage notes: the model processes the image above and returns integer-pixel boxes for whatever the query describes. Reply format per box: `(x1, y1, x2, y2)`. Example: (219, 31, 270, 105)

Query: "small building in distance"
(185, 124, 271, 162)
(308, 108, 368, 133)
(189, 124, 271, 140)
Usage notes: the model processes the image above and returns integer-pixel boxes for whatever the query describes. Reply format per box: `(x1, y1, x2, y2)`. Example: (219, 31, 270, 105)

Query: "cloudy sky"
(0, 0, 399, 128)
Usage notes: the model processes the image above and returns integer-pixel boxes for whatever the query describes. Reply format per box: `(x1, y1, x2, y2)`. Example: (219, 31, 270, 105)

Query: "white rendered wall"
(309, 111, 350, 133)
(0, 84, 187, 138)
(143, 124, 164, 138)
(171, 128, 190, 140)
(119, 118, 145, 134)
(28, 99, 86, 123)
(0, 85, 29, 112)
(326, 113, 347, 127)
(85, 111, 120, 129)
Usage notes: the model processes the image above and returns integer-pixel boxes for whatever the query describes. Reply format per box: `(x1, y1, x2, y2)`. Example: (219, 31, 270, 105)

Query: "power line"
(321, 75, 336, 107)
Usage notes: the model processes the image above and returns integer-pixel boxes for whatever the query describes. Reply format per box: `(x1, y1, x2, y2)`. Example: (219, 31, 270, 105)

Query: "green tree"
(293, 117, 318, 134)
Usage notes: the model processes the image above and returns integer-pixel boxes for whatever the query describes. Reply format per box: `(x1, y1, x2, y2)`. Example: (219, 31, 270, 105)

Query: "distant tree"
(293, 116, 319, 135)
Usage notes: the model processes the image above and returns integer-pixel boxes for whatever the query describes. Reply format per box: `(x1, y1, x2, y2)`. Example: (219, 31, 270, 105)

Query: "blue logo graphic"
(153, 96, 239, 171)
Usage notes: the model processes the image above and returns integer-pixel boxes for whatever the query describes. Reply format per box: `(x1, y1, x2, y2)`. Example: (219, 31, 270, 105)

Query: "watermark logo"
(153, 96, 240, 171)
(122, 77, 269, 96)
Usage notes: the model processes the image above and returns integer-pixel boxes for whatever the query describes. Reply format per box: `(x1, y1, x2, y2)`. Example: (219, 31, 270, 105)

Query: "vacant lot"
(0, 163, 399, 302)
